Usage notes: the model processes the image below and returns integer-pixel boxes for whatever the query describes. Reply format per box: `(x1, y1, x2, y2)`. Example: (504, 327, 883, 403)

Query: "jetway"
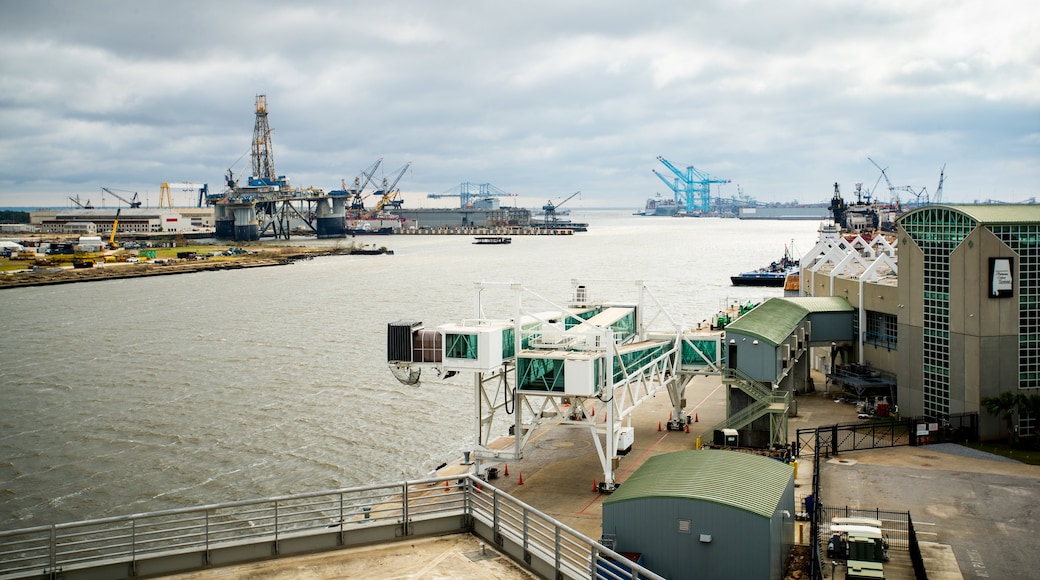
(387, 281, 724, 491)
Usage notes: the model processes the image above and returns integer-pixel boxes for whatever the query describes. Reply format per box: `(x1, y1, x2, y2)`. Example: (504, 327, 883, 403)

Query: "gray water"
(0, 210, 821, 529)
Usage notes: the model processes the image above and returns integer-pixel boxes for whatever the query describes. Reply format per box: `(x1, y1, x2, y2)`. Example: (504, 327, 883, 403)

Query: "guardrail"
(0, 475, 663, 580)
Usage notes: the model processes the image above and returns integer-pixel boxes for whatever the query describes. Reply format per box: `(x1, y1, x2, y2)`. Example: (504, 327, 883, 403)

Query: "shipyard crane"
(101, 187, 142, 208)
(367, 162, 411, 216)
(428, 182, 519, 208)
(159, 182, 208, 209)
(345, 158, 384, 211)
(653, 156, 730, 214)
(933, 164, 945, 204)
(869, 157, 928, 205)
(68, 195, 94, 209)
(541, 190, 580, 225)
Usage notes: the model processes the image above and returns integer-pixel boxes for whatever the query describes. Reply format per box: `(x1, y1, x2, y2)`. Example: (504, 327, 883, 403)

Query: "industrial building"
(29, 208, 205, 235)
(801, 204, 1040, 440)
(601, 449, 795, 580)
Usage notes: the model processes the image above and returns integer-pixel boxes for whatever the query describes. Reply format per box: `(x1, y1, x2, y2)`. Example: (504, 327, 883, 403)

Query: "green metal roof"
(899, 204, 1040, 225)
(725, 297, 852, 346)
(603, 450, 792, 518)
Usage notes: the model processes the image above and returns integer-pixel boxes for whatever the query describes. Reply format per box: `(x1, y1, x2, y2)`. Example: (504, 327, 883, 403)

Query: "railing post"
(493, 489, 502, 546)
(129, 519, 137, 576)
(205, 509, 211, 565)
(554, 526, 562, 580)
(48, 524, 56, 579)
(273, 500, 279, 555)
(401, 483, 410, 537)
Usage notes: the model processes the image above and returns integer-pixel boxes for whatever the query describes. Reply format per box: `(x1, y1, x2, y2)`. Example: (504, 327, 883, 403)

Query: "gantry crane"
(541, 191, 580, 225)
(428, 182, 518, 208)
(653, 156, 730, 214)
(101, 187, 142, 208)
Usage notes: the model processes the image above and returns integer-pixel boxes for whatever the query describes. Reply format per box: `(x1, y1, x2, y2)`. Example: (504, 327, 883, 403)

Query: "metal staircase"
(712, 368, 790, 447)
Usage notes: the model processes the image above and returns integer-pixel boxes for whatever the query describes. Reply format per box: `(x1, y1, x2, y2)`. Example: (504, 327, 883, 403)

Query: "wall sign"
(989, 257, 1014, 298)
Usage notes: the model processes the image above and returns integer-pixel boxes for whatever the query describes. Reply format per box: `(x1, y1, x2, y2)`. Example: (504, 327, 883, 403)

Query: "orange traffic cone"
(658, 421, 662, 432)
(593, 480, 598, 492)
(444, 480, 450, 492)
(685, 423, 690, 433)
(591, 407, 595, 416)
(695, 413, 699, 423)
(504, 464, 509, 476)
(518, 472, 524, 485)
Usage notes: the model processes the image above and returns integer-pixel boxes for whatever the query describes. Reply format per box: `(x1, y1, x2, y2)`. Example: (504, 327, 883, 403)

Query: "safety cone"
(444, 481, 450, 492)
(695, 413, 699, 423)
(658, 421, 662, 432)
(504, 464, 509, 476)
(518, 472, 524, 485)
(591, 407, 595, 416)
(685, 423, 690, 433)
(593, 480, 598, 492)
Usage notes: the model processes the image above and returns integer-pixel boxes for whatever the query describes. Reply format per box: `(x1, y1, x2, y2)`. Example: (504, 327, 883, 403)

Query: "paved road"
(819, 441, 1040, 579)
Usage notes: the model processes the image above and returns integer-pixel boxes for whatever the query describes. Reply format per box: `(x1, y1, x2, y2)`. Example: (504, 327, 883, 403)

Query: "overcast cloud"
(0, 0, 1037, 209)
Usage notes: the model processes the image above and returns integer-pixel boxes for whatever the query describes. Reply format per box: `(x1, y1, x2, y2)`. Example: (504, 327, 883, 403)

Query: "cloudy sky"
(1, 0, 1036, 210)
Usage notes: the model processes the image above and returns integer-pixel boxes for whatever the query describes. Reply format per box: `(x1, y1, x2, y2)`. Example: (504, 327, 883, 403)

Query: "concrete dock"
(155, 371, 1040, 579)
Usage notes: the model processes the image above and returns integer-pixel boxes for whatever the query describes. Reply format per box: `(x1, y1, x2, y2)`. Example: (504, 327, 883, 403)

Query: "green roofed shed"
(602, 450, 795, 580)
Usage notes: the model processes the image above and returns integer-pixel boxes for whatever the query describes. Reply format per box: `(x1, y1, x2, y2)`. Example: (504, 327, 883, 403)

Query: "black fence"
(799, 415, 978, 580)
(796, 412, 979, 458)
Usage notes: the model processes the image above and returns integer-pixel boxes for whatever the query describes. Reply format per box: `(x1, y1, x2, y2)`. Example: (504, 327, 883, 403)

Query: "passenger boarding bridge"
(387, 281, 724, 490)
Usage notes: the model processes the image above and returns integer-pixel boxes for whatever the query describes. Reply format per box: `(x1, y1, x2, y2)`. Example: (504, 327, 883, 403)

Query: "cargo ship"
(635, 194, 679, 216)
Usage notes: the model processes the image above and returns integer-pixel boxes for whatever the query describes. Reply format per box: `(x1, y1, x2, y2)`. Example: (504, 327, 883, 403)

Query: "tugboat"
(730, 244, 798, 287)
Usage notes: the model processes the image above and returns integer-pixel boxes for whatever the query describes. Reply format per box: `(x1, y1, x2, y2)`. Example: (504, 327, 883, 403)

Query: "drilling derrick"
(251, 95, 276, 185)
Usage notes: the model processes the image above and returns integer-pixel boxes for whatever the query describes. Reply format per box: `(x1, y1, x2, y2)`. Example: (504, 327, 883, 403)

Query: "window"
(865, 311, 897, 351)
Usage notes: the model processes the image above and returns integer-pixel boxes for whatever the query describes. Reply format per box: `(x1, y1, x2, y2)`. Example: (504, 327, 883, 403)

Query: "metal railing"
(0, 475, 663, 580)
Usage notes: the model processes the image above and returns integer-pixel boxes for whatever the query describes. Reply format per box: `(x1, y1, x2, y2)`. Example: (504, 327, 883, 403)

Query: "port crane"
(68, 195, 94, 209)
(367, 162, 411, 216)
(541, 190, 580, 225)
(101, 187, 142, 208)
(158, 182, 209, 208)
(868, 157, 932, 206)
(653, 156, 730, 214)
(428, 182, 518, 208)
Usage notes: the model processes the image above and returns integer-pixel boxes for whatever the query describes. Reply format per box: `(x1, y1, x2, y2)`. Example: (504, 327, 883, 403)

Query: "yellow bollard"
(695, 436, 702, 450)
(793, 460, 799, 479)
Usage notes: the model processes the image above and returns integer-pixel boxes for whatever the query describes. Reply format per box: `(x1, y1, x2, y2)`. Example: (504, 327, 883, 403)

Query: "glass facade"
(902, 208, 977, 419)
(865, 310, 898, 351)
(990, 224, 1040, 388)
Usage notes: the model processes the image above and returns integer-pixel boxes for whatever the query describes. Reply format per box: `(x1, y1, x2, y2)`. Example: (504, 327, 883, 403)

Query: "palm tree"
(981, 391, 1020, 445)
(1017, 392, 1040, 449)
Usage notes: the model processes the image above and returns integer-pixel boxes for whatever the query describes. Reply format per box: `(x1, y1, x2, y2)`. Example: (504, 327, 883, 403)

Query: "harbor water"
(0, 210, 821, 530)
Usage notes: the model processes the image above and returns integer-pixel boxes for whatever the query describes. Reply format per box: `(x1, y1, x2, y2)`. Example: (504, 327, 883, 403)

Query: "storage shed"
(602, 449, 795, 580)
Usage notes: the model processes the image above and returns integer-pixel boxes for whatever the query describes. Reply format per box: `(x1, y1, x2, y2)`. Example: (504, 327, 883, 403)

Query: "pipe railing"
(0, 475, 662, 580)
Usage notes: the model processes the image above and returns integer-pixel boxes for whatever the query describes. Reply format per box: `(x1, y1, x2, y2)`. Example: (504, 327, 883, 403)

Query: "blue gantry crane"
(653, 156, 731, 214)
(427, 182, 517, 208)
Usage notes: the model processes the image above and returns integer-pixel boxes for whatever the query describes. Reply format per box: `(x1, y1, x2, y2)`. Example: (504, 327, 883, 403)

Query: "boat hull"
(730, 274, 787, 287)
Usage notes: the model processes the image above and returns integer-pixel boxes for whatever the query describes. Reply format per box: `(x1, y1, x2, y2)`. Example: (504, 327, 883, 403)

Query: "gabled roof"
(603, 450, 792, 518)
(725, 297, 851, 347)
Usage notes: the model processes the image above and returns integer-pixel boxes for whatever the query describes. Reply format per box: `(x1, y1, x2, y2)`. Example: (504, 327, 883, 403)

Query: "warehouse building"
(601, 450, 795, 580)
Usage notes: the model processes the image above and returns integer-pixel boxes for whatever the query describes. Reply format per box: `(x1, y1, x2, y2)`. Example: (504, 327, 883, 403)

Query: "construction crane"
(108, 209, 121, 249)
(367, 162, 411, 216)
(541, 191, 580, 225)
(428, 182, 518, 208)
(101, 187, 142, 208)
(653, 156, 730, 214)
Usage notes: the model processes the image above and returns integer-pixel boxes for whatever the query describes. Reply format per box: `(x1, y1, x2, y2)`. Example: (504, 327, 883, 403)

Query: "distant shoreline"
(0, 247, 389, 290)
